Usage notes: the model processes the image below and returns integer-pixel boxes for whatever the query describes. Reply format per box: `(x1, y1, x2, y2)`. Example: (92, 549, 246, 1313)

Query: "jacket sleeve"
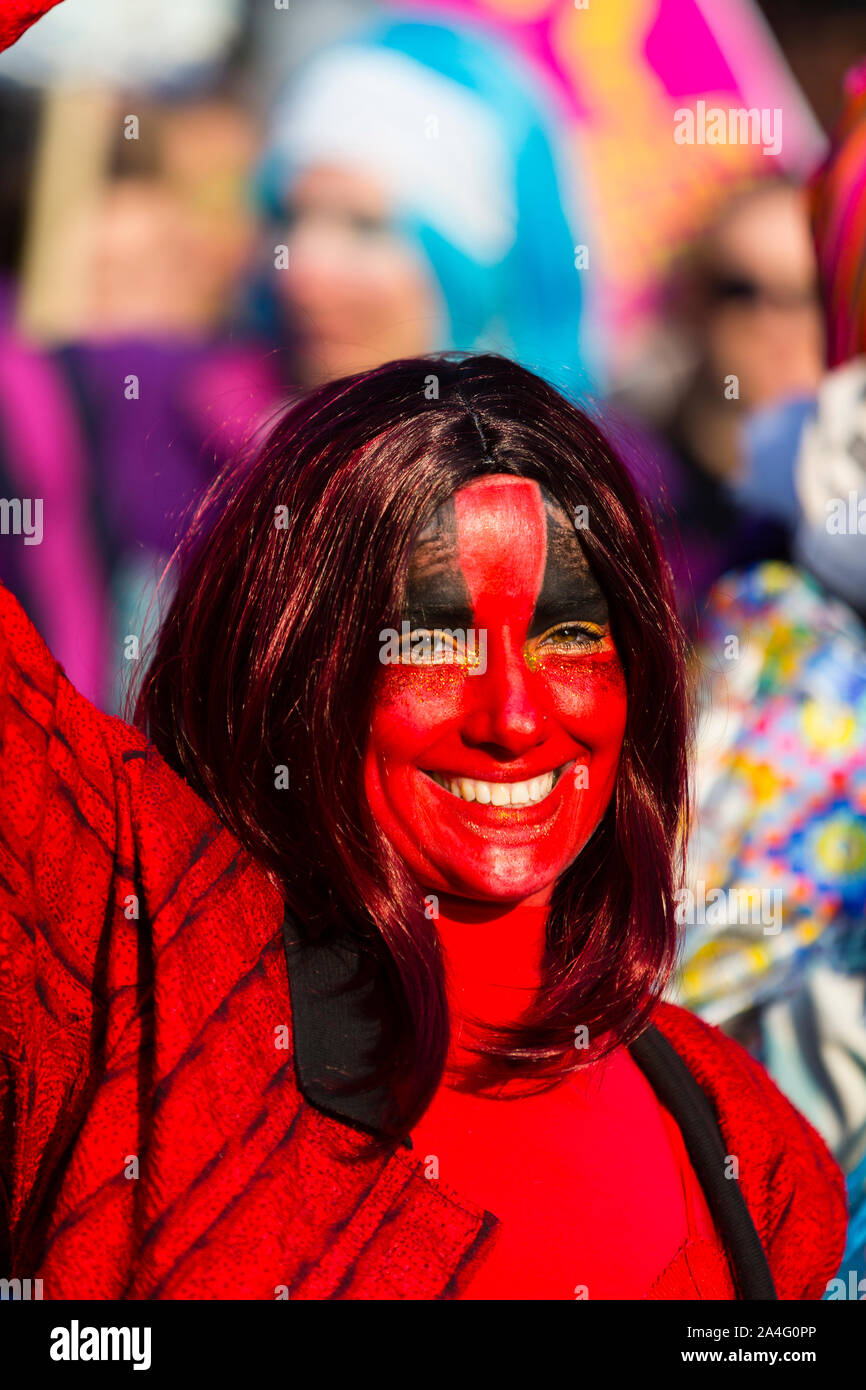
(653, 1001, 849, 1300)
(0, 2, 64, 53)
(0, 583, 128, 1260)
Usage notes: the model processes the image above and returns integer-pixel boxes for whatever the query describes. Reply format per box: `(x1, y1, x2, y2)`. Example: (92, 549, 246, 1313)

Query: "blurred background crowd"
(0, 0, 865, 1291)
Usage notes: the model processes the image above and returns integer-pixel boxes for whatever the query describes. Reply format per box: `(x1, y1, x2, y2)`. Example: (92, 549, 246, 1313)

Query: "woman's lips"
(424, 764, 572, 807)
(416, 763, 588, 839)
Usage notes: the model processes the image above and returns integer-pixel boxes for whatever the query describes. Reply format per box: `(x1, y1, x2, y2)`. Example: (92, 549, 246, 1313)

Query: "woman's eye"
(347, 212, 389, 239)
(400, 628, 466, 665)
(282, 207, 388, 240)
(534, 623, 605, 653)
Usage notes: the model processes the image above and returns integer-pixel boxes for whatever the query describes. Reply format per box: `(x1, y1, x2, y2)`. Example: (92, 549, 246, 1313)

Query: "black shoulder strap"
(629, 1025, 778, 1300)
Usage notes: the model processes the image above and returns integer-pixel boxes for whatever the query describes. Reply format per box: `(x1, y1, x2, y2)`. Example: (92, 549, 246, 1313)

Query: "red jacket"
(0, 1, 64, 53)
(0, 584, 847, 1299)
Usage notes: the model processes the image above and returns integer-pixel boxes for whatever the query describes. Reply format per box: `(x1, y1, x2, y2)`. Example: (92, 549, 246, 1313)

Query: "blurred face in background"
(278, 165, 444, 387)
(53, 100, 257, 342)
(81, 181, 218, 337)
(699, 182, 824, 409)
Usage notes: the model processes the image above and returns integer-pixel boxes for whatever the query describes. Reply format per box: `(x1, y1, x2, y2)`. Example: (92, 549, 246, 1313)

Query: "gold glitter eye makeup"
(525, 622, 608, 665)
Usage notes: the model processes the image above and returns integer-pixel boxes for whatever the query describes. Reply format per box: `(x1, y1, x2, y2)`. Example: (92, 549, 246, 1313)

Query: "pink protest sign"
(402, 0, 826, 359)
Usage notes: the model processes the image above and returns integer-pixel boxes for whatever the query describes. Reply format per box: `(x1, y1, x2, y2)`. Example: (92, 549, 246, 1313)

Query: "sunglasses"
(707, 273, 819, 310)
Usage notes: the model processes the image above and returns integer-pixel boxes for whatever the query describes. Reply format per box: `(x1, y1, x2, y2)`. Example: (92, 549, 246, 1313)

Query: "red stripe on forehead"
(452, 477, 546, 624)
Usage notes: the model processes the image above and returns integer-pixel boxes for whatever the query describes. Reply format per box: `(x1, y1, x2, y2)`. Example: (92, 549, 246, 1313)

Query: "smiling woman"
(0, 353, 847, 1300)
(366, 475, 627, 907)
(137, 353, 688, 1110)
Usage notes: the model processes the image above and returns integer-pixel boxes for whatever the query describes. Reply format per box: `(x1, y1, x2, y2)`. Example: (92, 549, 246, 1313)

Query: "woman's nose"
(283, 220, 347, 297)
(462, 635, 548, 754)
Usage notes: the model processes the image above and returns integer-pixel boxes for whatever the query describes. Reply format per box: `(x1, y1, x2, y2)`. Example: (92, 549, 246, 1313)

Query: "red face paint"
(363, 476, 628, 903)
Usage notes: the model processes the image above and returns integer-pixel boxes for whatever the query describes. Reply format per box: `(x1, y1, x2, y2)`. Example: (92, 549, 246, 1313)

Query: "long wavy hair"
(134, 353, 691, 1138)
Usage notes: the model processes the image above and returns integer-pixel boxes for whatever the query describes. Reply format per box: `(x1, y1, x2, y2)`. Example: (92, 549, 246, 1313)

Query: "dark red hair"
(134, 353, 691, 1137)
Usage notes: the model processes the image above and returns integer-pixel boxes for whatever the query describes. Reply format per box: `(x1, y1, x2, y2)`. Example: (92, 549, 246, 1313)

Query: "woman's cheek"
(535, 651, 628, 744)
(368, 665, 471, 749)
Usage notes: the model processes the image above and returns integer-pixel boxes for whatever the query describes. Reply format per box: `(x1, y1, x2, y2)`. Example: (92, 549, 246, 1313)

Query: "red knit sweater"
(0, 585, 847, 1299)
(411, 902, 736, 1298)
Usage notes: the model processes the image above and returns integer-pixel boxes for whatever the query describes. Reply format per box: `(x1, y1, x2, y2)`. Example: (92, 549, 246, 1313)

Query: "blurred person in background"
(791, 59, 866, 622)
(0, 78, 116, 711)
(642, 177, 825, 622)
(677, 553, 866, 1297)
(673, 64, 866, 1294)
(0, 7, 598, 714)
(697, 60, 866, 623)
(0, 87, 282, 711)
(253, 13, 599, 396)
(48, 96, 282, 709)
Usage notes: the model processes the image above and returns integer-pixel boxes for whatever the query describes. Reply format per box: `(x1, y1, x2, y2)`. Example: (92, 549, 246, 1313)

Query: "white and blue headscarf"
(256, 14, 602, 397)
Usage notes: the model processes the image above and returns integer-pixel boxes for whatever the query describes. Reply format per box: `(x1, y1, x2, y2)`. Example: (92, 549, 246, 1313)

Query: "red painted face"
(363, 476, 628, 903)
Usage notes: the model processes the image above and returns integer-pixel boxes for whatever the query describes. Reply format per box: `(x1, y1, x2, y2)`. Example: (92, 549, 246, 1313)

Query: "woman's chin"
(421, 857, 561, 906)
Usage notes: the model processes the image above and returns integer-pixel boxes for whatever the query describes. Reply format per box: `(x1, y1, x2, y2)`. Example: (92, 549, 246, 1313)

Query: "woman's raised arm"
(0, 583, 129, 1261)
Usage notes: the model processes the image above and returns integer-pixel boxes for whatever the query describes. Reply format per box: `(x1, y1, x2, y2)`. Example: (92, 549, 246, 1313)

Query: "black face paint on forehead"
(402, 496, 474, 629)
(401, 482, 609, 636)
(527, 490, 609, 639)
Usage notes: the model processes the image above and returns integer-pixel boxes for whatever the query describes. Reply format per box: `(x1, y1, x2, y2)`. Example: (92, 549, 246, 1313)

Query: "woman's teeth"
(428, 769, 561, 806)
